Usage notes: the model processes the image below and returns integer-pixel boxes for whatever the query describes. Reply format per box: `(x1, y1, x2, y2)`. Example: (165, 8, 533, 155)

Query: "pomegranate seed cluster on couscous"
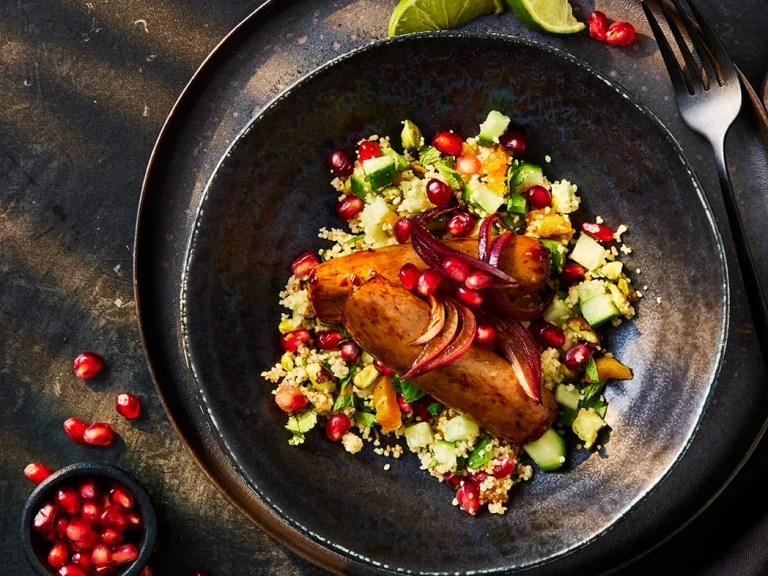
(261, 111, 638, 515)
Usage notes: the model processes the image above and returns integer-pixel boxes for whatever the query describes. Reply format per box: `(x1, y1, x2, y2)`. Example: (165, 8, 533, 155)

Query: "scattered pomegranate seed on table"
(325, 413, 352, 441)
(63, 417, 89, 444)
(445, 211, 475, 237)
(83, 422, 114, 446)
(431, 131, 463, 156)
(326, 150, 353, 177)
(587, 11, 608, 40)
(393, 217, 412, 244)
(290, 251, 320, 279)
(581, 222, 614, 242)
(274, 387, 307, 412)
(425, 178, 451, 207)
(606, 21, 636, 47)
(356, 140, 380, 162)
(25, 462, 54, 484)
(72, 352, 103, 379)
(115, 392, 141, 420)
(335, 195, 364, 221)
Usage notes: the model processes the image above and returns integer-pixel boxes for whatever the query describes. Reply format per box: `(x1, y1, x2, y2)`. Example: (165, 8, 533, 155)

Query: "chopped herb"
(419, 146, 441, 166)
(286, 410, 318, 445)
(467, 435, 492, 470)
(393, 375, 425, 403)
(340, 364, 359, 387)
(579, 379, 608, 417)
(585, 356, 599, 382)
(332, 392, 355, 411)
(345, 233, 365, 244)
(427, 402, 442, 416)
(557, 406, 579, 427)
(435, 161, 466, 190)
(506, 192, 527, 215)
(354, 411, 378, 427)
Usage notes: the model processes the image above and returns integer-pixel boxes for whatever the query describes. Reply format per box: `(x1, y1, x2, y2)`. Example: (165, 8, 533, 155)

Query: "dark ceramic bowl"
(179, 33, 727, 573)
(21, 463, 157, 576)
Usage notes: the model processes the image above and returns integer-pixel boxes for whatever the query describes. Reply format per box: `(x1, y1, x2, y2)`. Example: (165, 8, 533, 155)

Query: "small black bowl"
(21, 463, 157, 576)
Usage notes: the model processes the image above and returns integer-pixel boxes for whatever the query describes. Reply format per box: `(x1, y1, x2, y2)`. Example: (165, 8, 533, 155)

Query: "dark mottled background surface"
(2, 0, 768, 574)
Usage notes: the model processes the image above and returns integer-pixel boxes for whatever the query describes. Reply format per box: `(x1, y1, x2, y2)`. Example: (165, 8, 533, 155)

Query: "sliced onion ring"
(489, 317, 542, 404)
(411, 295, 446, 345)
(403, 300, 459, 379)
(488, 231, 514, 268)
(478, 214, 512, 263)
(486, 290, 555, 322)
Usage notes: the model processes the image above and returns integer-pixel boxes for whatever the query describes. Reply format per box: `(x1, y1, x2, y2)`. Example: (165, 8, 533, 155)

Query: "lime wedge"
(388, 0, 505, 37)
(505, 0, 585, 33)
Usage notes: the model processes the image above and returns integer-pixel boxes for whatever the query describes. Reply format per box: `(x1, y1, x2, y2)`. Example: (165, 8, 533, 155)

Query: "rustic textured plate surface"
(178, 33, 727, 573)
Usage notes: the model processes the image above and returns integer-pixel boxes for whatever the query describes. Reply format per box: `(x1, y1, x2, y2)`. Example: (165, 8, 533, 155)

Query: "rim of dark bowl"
(21, 462, 157, 576)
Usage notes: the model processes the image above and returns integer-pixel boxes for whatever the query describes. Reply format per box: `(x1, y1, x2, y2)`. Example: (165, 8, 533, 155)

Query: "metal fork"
(643, 0, 768, 360)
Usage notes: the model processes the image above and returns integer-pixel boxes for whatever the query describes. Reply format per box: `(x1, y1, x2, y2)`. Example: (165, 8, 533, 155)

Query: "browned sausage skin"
(309, 236, 550, 323)
(342, 276, 557, 445)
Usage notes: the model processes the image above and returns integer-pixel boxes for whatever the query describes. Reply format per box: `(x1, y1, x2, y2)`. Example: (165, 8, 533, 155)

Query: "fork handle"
(713, 140, 768, 360)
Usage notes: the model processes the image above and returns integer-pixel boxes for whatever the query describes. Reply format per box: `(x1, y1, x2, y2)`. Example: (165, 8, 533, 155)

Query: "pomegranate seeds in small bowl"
(21, 463, 156, 576)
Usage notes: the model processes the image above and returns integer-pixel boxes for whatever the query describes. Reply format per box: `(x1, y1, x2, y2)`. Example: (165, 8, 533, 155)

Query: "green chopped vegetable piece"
(427, 401, 442, 416)
(523, 428, 566, 471)
(506, 192, 527, 215)
(286, 410, 318, 445)
(581, 294, 620, 327)
(501, 212, 524, 231)
(557, 405, 579, 427)
(401, 119, 423, 152)
(443, 414, 480, 442)
(580, 378, 608, 418)
(332, 393, 355, 411)
(432, 440, 457, 471)
(404, 421, 434, 451)
(572, 408, 605, 449)
(382, 147, 410, 171)
(393, 375, 425, 403)
(362, 155, 397, 190)
(554, 383, 580, 410)
(350, 174, 372, 200)
(468, 435, 492, 470)
(354, 411, 378, 427)
(584, 356, 599, 383)
(571, 233, 607, 271)
(419, 145, 441, 166)
(478, 110, 511, 144)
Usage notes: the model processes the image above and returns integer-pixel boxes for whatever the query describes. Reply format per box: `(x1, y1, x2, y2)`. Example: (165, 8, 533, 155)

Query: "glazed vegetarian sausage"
(342, 276, 557, 445)
(309, 235, 550, 323)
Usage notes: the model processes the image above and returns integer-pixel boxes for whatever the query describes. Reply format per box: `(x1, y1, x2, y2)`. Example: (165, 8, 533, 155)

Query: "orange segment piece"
(373, 375, 402, 432)
(526, 209, 574, 240)
(483, 145, 510, 195)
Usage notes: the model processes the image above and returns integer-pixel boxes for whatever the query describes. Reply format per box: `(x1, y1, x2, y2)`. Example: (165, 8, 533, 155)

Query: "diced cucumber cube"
(443, 415, 480, 442)
(577, 280, 606, 304)
(507, 162, 544, 195)
(523, 428, 566, 471)
(462, 178, 505, 215)
(382, 147, 410, 171)
(350, 174, 372, 200)
(572, 408, 605, 449)
(432, 440, 457, 472)
(543, 298, 574, 326)
(359, 197, 395, 245)
(570, 233, 607, 271)
(404, 422, 434, 451)
(580, 293, 620, 327)
(478, 110, 511, 144)
(506, 192, 527, 215)
(362, 155, 397, 190)
(555, 384, 580, 410)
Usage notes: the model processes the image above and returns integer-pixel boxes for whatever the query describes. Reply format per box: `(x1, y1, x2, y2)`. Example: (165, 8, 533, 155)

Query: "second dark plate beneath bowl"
(178, 34, 726, 574)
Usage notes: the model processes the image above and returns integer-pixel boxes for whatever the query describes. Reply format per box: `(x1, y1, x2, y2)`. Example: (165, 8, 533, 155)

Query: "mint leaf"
(435, 161, 466, 190)
(579, 380, 608, 416)
(393, 375, 425, 403)
(427, 402, 442, 416)
(332, 393, 355, 411)
(286, 410, 317, 435)
(354, 411, 378, 427)
(585, 355, 599, 382)
(419, 146, 441, 166)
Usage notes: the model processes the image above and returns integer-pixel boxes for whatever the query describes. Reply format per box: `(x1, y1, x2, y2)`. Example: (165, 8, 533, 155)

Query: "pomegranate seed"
(446, 212, 475, 237)
(78, 478, 100, 501)
(431, 131, 463, 156)
(396, 394, 413, 414)
(426, 178, 451, 206)
(527, 185, 552, 210)
(290, 251, 320, 279)
(139, 567, 153, 576)
(100, 504, 128, 530)
(455, 153, 480, 175)
(563, 343, 592, 370)
(66, 517, 94, 542)
(357, 140, 381, 162)
(115, 392, 141, 420)
(80, 500, 102, 524)
(279, 329, 311, 353)
(83, 422, 113, 446)
(398, 263, 421, 291)
(109, 485, 134, 509)
(90, 544, 112, 566)
(63, 417, 89, 444)
(373, 360, 395, 376)
(274, 387, 307, 413)
(456, 286, 483, 308)
(56, 487, 81, 514)
(94, 566, 116, 576)
(72, 351, 103, 379)
(100, 527, 123, 546)
(474, 322, 497, 347)
(498, 130, 528, 156)
(316, 329, 345, 350)
(125, 510, 142, 530)
(58, 565, 86, 576)
(536, 323, 566, 348)
(70, 551, 93, 569)
(411, 397, 432, 421)
(416, 269, 442, 296)
(493, 456, 516, 478)
(43, 527, 58, 542)
(339, 340, 361, 363)
(581, 222, 614, 242)
(456, 480, 480, 515)
(393, 217, 412, 244)
(336, 195, 365, 221)
(587, 11, 608, 41)
(56, 517, 70, 537)
(25, 462, 54, 484)
(605, 21, 636, 47)
(327, 150, 353, 177)
(442, 257, 469, 283)
(111, 543, 139, 565)
(33, 503, 58, 532)
(470, 470, 488, 484)
(48, 541, 69, 569)
(560, 261, 586, 286)
(444, 472, 464, 490)
(325, 413, 352, 441)
(465, 271, 492, 291)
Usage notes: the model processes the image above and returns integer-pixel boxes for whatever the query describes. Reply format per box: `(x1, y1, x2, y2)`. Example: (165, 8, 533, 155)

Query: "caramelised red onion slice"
(403, 300, 459, 379)
(489, 317, 543, 404)
(485, 289, 555, 322)
(488, 231, 514, 268)
(412, 295, 446, 345)
(478, 214, 512, 263)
